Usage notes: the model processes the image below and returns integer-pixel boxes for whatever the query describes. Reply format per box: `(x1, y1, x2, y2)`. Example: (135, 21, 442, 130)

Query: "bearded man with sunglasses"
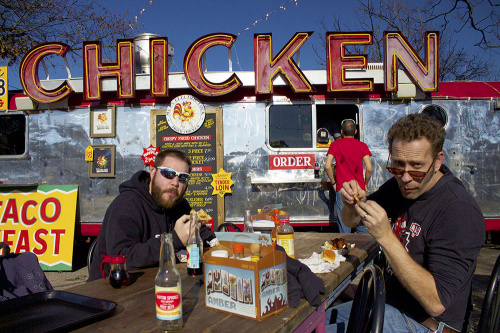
(88, 149, 215, 281)
(325, 114, 484, 333)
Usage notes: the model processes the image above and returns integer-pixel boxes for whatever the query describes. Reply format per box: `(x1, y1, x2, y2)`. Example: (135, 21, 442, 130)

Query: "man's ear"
(435, 152, 444, 172)
(150, 166, 156, 180)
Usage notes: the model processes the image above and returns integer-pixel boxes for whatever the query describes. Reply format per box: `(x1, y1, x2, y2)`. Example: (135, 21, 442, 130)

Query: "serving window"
(0, 112, 28, 159)
(268, 103, 359, 150)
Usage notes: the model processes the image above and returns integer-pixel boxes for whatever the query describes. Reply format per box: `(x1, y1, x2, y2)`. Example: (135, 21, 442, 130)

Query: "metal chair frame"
(216, 222, 242, 232)
(478, 253, 500, 333)
(346, 264, 386, 333)
(87, 237, 98, 274)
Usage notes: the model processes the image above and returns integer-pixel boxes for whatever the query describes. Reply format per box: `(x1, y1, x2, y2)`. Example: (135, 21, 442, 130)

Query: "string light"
(236, 0, 299, 36)
(232, 0, 299, 71)
(133, 0, 154, 26)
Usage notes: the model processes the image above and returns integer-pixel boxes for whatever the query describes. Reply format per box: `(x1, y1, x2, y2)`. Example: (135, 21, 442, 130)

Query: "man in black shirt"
(326, 114, 484, 332)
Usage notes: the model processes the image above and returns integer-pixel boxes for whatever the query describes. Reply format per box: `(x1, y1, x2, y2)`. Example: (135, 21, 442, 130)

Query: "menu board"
(151, 109, 222, 224)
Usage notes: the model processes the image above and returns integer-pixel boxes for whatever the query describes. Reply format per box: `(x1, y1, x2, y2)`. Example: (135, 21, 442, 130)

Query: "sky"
(3, 0, 494, 90)
(2, 0, 352, 90)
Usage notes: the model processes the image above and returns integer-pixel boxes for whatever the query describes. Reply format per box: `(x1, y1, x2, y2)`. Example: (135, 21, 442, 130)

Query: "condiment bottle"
(250, 242, 261, 262)
(155, 233, 183, 331)
(232, 243, 244, 259)
(186, 211, 203, 276)
(244, 210, 254, 233)
(271, 208, 280, 247)
(277, 214, 294, 258)
(100, 254, 130, 288)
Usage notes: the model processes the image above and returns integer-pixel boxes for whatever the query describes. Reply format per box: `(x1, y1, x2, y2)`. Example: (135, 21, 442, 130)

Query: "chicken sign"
(19, 31, 438, 104)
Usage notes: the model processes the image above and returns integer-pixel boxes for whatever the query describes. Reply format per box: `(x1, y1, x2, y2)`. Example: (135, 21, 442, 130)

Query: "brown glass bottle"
(186, 211, 203, 276)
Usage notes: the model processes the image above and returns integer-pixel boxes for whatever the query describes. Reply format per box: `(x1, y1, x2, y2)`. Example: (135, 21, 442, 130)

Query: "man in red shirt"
(325, 119, 372, 233)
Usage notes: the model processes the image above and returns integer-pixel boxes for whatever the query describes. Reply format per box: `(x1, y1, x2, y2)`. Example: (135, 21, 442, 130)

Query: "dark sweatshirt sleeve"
(200, 223, 216, 245)
(103, 213, 162, 270)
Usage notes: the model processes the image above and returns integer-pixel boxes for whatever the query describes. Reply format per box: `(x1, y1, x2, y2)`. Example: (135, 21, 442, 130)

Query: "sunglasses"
(385, 154, 436, 180)
(341, 119, 356, 126)
(157, 167, 191, 184)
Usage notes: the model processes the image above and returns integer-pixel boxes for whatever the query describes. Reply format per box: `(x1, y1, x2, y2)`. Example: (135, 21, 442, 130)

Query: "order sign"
(269, 154, 315, 170)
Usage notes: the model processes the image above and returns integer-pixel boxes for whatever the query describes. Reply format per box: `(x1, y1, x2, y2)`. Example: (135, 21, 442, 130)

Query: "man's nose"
(170, 175, 180, 186)
(400, 170, 414, 182)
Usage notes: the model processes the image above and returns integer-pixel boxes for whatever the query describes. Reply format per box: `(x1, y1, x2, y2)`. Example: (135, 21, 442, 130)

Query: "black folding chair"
(478, 253, 500, 333)
(346, 264, 386, 333)
(87, 237, 98, 274)
(216, 223, 242, 232)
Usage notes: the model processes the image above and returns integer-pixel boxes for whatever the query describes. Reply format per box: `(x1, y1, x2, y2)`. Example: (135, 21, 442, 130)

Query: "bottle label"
(187, 245, 200, 268)
(277, 234, 295, 258)
(156, 284, 182, 320)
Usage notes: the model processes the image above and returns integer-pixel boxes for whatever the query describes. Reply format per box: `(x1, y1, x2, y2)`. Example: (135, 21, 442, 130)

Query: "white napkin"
(298, 252, 346, 274)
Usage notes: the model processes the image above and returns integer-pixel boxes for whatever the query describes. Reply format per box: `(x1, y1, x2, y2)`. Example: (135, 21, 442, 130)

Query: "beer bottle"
(155, 233, 183, 331)
(186, 211, 203, 276)
(277, 214, 294, 258)
(243, 210, 254, 233)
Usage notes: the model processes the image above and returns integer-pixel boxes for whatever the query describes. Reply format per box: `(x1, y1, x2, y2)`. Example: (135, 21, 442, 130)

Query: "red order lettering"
(39, 198, 61, 223)
(33, 229, 48, 255)
(15, 230, 30, 253)
(1, 198, 19, 224)
(21, 200, 38, 226)
(50, 229, 65, 255)
(2, 230, 16, 246)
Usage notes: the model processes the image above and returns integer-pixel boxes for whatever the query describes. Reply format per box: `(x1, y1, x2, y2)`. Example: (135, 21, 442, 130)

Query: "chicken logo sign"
(97, 112, 107, 123)
(166, 95, 205, 134)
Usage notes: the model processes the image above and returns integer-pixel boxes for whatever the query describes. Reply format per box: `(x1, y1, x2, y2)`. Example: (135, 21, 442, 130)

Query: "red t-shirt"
(327, 138, 371, 191)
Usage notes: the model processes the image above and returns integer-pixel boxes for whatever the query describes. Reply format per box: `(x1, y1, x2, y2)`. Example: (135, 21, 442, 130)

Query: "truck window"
(269, 104, 312, 148)
(421, 104, 448, 127)
(0, 112, 28, 158)
(316, 104, 359, 141)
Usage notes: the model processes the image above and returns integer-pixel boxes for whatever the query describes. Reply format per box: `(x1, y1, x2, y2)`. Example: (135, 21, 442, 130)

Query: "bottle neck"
(159, 233, 175, 270)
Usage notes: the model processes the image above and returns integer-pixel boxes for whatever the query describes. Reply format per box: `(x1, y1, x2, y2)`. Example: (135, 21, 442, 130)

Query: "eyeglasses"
(157, 167, 191, 184)
(341, 119, 356, 126)
(385, 155, 436, 180)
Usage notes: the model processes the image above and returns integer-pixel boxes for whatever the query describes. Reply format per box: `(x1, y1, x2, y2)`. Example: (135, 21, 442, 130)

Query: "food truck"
(1, 31, 499, 248)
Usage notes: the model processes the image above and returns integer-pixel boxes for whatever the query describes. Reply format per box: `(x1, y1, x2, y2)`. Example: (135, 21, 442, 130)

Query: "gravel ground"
(45, 237, 500, 332)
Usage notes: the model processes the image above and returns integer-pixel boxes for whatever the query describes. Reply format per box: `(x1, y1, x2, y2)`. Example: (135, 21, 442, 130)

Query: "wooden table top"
(68, 232, 378, 332)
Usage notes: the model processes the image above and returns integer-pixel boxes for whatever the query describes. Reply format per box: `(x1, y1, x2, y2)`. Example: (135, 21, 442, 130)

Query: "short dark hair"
(341, 119, 356, 136)
(387, 113, 446, 156)
(154, 149, 192, 172)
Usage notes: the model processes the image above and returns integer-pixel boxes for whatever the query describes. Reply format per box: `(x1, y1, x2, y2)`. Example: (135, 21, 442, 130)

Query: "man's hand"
(340, 180, 366, 205)
(339, 180, 366, 228)
(174, 214, 193, 246)
(355, 200, 392, 241)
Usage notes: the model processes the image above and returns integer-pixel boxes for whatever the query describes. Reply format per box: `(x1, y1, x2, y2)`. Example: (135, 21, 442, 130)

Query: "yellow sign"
(211, 169, 234, 198)
(85, 145, 94, 161)
(0, 185, 78, 271)
(0, 67, 7, 110)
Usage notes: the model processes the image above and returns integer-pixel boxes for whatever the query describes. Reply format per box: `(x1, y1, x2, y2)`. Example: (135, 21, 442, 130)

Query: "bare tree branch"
(0, 0, 138, 66)
(313, 0, 500, 81)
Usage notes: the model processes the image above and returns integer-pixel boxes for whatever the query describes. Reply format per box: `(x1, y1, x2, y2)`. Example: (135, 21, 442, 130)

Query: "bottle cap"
(232, 243, 244, 253)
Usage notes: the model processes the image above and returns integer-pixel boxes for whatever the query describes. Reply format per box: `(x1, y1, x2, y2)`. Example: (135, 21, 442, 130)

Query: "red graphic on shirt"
(409, 223, 421, 237)
(392, 213, 407, 243)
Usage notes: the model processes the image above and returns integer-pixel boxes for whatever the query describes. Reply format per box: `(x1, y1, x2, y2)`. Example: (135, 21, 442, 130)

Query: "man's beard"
(151, 176, 185, 210)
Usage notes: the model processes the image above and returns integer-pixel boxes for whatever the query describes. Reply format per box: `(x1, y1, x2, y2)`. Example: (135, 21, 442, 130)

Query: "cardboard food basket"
(204, 232, 288, 321)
